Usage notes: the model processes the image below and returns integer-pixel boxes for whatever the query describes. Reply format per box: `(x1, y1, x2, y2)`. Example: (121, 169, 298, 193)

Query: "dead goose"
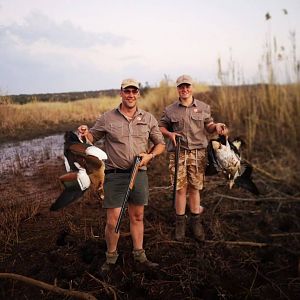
(50, 131, 107, 211)
(206, 135, 259, 195)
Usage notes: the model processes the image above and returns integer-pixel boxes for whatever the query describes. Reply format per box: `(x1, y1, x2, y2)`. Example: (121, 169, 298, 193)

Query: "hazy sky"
(0, 0, 299, 94)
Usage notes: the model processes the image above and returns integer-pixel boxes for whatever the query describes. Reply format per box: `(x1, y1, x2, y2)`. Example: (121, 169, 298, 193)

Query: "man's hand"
(77, 125, 93, 144)
(168, 132, 182, 146)
(139, 153, 153, 167)
(78, 125, 89, 137)
(215, 123, 228, 136)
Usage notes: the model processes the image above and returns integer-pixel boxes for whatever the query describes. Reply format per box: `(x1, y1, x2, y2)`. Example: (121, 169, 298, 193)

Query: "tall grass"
(0, 96, 120, 141)
(0, 80, 209, 142)
(140, 75, 210, 118)
(213, 29, 300, 188)
(1, 28, 299, 188)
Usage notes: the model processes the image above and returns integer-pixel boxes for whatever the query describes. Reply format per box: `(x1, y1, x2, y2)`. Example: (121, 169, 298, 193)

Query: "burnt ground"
(0, 152, 300, 300)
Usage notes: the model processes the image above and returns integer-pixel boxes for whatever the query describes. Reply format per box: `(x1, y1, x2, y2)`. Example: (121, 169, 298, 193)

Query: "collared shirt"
(159, 98, 213, 151)
(90, 105, 165, 170)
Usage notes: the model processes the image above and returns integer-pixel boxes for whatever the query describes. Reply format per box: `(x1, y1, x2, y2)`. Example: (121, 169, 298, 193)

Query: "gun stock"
(115, 156, 141, 233)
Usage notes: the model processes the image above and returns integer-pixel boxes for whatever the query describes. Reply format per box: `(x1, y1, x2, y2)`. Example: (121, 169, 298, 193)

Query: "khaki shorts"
(103, 171, 149, 208)
(169, 149, 207, 190)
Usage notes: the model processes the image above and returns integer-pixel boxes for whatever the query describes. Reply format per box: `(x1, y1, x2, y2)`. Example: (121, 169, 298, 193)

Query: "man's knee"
(130, 212, 144, 223)
(106, 220, 117, 232)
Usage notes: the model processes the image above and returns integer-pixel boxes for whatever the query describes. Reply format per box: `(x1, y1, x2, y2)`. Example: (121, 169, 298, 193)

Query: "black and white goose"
(206, 135, 259, 195)
(50, 131, 107, 211)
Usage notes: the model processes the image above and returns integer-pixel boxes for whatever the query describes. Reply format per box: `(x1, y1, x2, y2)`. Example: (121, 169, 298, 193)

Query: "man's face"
(177, 83, 192, 100)
(120, 87, 140, 109)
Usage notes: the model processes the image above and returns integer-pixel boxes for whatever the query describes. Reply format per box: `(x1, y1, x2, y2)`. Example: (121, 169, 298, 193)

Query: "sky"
(0, 0, 299, 95)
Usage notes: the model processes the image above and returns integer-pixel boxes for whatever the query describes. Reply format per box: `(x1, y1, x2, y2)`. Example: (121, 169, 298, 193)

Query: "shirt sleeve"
(149, 114, 166, 145)
(203, 105, 214, 125)
(158, 108, 171, 128)
(89, 114, 106, 142)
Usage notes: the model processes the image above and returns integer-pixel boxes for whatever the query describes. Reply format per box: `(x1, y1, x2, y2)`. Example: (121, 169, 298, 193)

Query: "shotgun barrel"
(172, 136, 181, 208)
(115, 156, 142, 233)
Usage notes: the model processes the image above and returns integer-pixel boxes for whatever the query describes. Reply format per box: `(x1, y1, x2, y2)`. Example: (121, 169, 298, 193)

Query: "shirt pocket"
(190, 112, 204, 132)
(108, 122, 123, 140)
(170, 115, 184, 131)
(132, 122, 149, 137)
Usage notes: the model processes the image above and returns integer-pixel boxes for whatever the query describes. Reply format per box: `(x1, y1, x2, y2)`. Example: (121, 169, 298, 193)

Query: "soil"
(0, 152, 300, 300)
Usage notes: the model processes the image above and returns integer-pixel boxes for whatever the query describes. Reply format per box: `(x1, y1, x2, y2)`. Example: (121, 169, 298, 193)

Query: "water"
(0, 134, 64, 175)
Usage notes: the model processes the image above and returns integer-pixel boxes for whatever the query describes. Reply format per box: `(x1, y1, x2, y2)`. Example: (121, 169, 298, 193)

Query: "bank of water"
(0, 134, 64, 175)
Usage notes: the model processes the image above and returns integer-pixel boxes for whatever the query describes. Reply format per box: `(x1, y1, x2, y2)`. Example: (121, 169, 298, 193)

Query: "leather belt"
(105, 168, 132, 174)
(105, 169, 145, 174)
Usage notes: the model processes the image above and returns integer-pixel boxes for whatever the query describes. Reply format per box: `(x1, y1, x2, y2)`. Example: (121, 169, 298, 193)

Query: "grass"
(0, 25, 299, 251)
(0, 96, 121, 142)
(1, 80, 299, 188)
(0, 82, 299, 300)
(212, 29, 300, 188)
(0, 190, 42, 253)
(0, 20, 299, 300)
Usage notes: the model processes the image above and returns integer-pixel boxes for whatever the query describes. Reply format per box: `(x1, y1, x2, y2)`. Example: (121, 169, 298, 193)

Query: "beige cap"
(121, 78, 140, 89)
(176, 74, 193, 87)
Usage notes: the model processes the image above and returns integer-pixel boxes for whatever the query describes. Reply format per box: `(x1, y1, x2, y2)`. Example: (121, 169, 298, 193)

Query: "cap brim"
(177, 82, 192, 87)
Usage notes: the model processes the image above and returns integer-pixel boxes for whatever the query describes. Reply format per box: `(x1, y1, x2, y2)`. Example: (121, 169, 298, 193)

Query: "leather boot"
(175, 214, 186, 241)
(101, 250, 118, 274)
(190, 214, 205, 241)
(133, 249, 159, 272)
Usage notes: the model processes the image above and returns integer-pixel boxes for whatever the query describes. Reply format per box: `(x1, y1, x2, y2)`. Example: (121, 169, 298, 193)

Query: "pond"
(0, 134, 64, 175)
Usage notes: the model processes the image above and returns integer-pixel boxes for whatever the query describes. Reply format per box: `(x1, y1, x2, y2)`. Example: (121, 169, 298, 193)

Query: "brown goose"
(50, 131, 107, 211)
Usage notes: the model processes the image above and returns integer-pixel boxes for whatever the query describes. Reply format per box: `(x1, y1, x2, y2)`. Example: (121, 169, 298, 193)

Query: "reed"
(213, 28, 300, 188)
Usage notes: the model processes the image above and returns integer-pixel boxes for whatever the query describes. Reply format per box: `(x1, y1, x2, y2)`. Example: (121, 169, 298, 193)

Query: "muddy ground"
(0, 152, 300, 300)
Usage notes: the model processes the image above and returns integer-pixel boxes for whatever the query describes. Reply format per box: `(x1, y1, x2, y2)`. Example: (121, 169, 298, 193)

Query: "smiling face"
(120, 86, 140, 109)
(177, 83, 193, 101)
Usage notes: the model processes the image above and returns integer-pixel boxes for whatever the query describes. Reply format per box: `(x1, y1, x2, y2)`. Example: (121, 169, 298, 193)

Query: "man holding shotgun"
(78, 78, 165, 273)
(159, 75, 227, 241)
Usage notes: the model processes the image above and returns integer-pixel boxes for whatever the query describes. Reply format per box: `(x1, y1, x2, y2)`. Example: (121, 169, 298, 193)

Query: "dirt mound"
(1, 154, 300, 299)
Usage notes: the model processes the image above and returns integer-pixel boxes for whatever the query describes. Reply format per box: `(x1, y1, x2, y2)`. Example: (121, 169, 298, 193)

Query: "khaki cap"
(176, 74, 193, 87)
(121, 78, 140, 89)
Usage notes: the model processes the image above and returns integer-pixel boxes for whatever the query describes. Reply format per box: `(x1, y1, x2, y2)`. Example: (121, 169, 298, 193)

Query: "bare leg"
(175, 185, 187, 215)
(188, 187, 201, 214)
(128, 203, 144, 250)
(105, 208, 121, 252)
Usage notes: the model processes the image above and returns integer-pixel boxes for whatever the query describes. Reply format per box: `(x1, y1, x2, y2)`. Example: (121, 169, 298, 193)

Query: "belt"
(105, 168, 132, 174)
(105, 168, 146, 174)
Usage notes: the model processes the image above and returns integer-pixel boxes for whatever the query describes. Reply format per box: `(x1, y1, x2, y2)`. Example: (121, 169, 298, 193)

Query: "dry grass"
(0, 96, 120, 141)
(1, 80, 299, 188)
(212, 30, 300, 188)
(0, 200, 42, 251)
(140, 77, 210, 118)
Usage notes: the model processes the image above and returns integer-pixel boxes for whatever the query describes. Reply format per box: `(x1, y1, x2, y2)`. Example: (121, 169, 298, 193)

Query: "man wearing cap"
(159, 74, 227, 241)
(78, 78, 165, 273)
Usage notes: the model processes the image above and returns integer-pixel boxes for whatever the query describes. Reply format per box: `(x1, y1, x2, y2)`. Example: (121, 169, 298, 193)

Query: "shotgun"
(172, 136, 181, 208)
(115, 156, 142, 233)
